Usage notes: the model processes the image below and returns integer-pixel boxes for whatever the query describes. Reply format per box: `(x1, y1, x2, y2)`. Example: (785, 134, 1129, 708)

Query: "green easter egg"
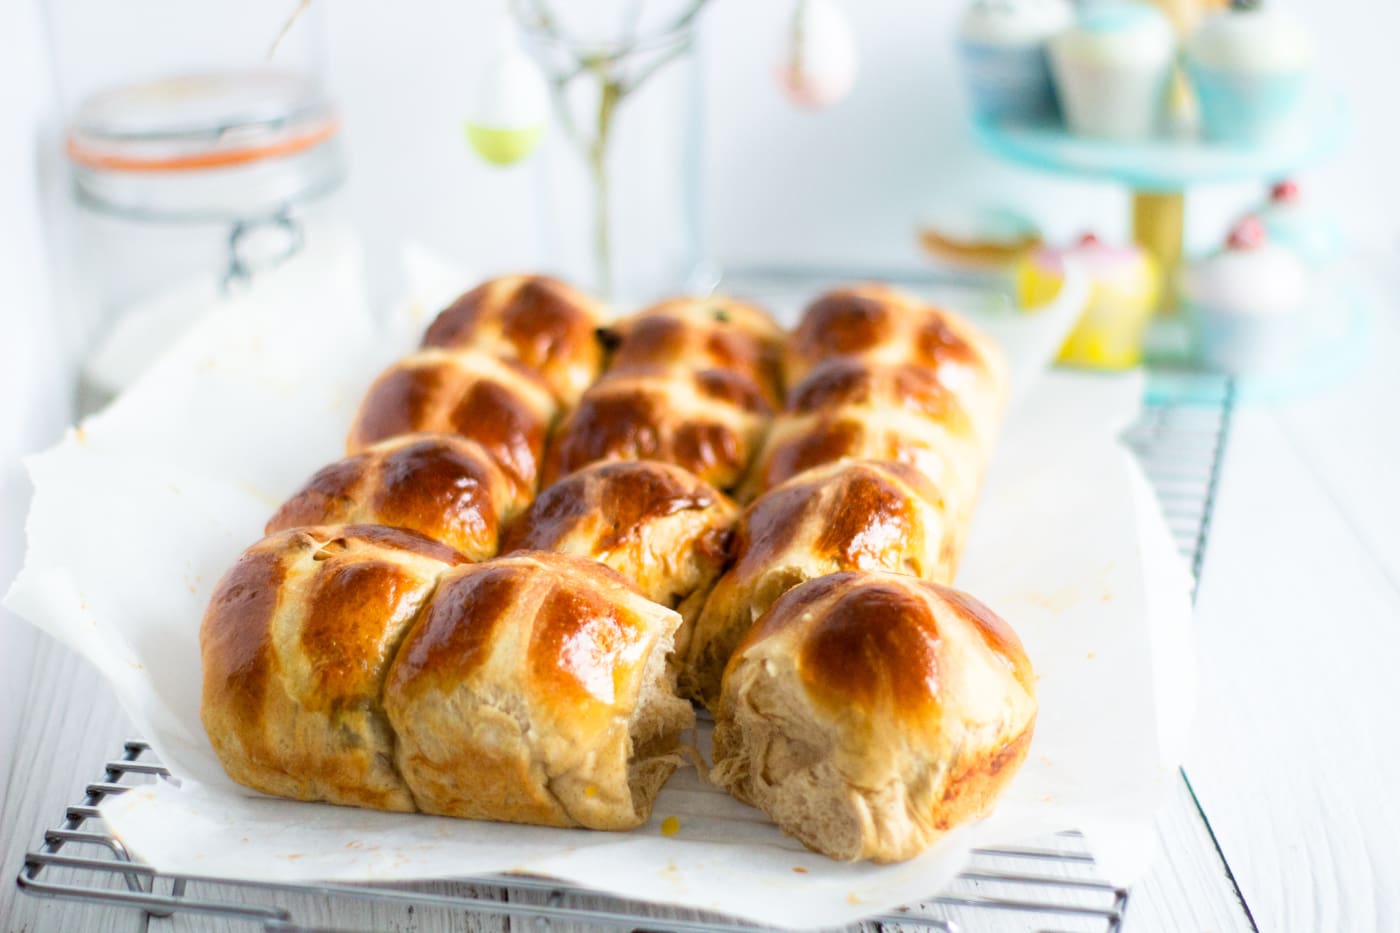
(465, 123, 544, 166)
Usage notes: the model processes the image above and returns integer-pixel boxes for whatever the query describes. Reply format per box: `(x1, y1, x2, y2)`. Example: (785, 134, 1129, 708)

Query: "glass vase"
(513, 0, 710, 305)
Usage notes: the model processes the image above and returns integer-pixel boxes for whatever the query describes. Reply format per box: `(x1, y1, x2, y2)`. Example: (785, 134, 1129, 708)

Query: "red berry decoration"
(1077, 232, 1101, 247)
(1228, 216, 1267, 250)
(1271, 179, 1300, 203)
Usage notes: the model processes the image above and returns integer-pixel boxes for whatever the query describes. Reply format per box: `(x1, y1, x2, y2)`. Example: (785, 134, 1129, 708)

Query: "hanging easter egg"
(778, 0, 859, 109)
(465, 30, 549, 166)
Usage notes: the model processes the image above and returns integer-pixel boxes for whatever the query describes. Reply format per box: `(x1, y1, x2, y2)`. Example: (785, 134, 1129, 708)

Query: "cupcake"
(1048, 2, 1176, 140)
(1018, 233, 1161, 369)
(919, 204, 1043, 279)
(1180, 216, 1311, 373)
(1254, 179, 1342, 265)
(1185, 4, 1312, 145)
(957, 0, 1074, 122)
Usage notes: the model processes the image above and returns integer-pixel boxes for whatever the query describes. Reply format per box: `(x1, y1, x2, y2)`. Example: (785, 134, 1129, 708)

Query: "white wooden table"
(3, 263, 1397, 932)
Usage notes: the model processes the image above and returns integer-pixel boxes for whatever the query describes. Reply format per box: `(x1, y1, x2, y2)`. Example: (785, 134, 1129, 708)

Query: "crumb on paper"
(792, 866, 808, 874)
(846, 893, 863, 906)
(240, 482, 282, 508)
(1086, 651, 1095, 660)
(1101, 592, 1113, 603)
(285, 853, 302, 861)
(660, 816, 681, 837)
(241, 837, 250, 843)
(1020, 586, 1082, 613)
(73, 425, 88, 445)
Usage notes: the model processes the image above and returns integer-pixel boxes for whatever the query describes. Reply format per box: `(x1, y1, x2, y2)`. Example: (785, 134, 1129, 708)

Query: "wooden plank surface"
(1184, 397, 1400, 928)
(0, 634, 144, 933)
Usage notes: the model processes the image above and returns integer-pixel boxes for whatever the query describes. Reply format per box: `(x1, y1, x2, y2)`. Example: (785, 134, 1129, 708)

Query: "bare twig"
(267, 0, 312, 59)
(619, 0, 709, 93)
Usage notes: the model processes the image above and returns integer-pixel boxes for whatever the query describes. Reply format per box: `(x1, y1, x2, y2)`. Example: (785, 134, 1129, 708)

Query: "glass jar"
(513, 0, 712, 305)
(60, 69, 347, 413)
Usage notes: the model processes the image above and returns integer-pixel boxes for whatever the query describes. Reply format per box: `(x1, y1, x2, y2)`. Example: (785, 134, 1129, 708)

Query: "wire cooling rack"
(16, 372, 1235, 933)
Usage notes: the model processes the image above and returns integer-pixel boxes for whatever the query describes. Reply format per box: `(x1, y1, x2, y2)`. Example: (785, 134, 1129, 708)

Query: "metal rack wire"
(16, 373, 1235, 933)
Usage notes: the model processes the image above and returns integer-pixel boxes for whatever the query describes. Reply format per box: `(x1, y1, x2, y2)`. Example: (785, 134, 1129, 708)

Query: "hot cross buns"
(501, 460, 738, 640)
(384, 551, 694, 830)
(601, 296, 785, 408)
(200, 525, 466, 812)
(711, 571, 1036, 863)
(421, 274, 606, 407)
(347, 348, 557, 499)
(267, 434, 519, 561)
(543, 368, 773, 493)
(784, 284, 1006, 435)
(685, 460, 953, 708)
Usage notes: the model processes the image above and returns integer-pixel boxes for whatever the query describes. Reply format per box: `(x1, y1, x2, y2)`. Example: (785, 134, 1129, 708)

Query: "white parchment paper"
(5, 240, 1192, 930)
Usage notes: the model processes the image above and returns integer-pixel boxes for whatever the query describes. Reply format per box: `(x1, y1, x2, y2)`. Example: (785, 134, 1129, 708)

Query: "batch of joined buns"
(200, 274, 1038, 864)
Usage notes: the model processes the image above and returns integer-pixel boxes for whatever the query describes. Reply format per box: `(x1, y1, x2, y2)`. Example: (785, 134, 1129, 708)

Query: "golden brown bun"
(602, 296, 785, 408)
(266, 434, 520, 561)
(784, 284, 1006, 434)
(500, 461, 738, 645)
(685, 461, 953, 708)
(347, 348, 557, 498)
(741, 404, 984, 533)
(712, 571, 1036, 863)
(421, 275, 606, 407)
(543, 369, 773, 493)
(384, 551, 694, 830)
(199, 525, 466, 812)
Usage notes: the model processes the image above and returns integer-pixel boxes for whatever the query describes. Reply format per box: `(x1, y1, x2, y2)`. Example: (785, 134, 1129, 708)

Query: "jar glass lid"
(67, 69, 338, 173)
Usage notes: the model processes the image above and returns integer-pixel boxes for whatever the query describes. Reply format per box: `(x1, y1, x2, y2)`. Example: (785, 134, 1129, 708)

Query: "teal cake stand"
(970, 92, 1360, 403)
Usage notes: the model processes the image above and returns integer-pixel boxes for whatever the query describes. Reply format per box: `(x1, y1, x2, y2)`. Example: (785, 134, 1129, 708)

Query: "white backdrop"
(312, 0, 1397, 294)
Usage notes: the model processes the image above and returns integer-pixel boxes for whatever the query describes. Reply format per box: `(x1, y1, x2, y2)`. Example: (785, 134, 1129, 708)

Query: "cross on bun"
(199, 525, 467, 812)
(500, 460, 738, 641)
(685, 460, 953, 708)
(384, 551, 694, 830)
(601, 297, 785, 408)
(711, 571, 1037, 863)
(267, 434, 520, 561)
(543, 368, 773, 493)
(421, 274, 607, 407)
(347, 348, 557, 498)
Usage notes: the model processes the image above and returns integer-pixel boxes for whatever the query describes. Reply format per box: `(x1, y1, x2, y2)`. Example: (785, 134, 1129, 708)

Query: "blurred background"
(7, 0, 1393, 302)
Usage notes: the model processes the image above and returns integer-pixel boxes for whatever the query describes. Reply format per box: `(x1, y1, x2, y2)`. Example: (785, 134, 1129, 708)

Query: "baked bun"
(347, 348, 557, 497)
(685, 460, 952, 707)
(384, 551, 694, 830)
(421, 274, 606, 407)
(267, 434, 520, 560)
(501, 460, 738, 636)
(543, 369, 772, 492)
(200, 525, 466, 812)
(712, 571, 1036, 863)
(742, 404, 983, 528)
(784, 285, 1006, 432)
(603, 297, 784, 407)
